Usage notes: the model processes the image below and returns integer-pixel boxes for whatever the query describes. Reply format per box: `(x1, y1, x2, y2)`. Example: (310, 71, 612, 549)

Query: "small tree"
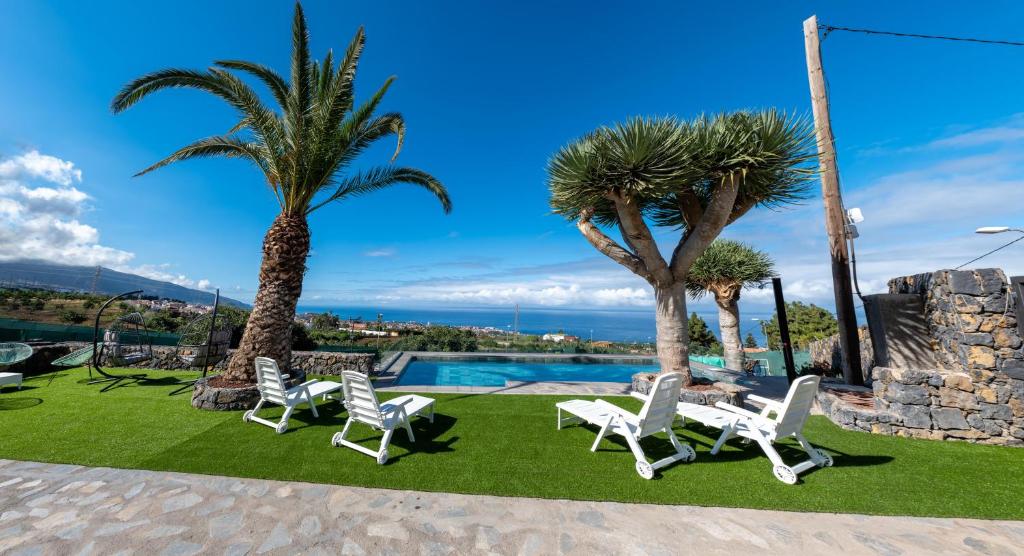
(548, 111, 814, 384)
(744, 332, 758, 349)
(687, 312, 721, 355)
(764, 302, 838, 350)
(311, 312, 341, 331)
(687, 240, 775, 371)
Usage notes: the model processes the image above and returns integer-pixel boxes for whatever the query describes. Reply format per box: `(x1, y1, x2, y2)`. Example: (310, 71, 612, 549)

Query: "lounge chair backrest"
(637, 372, 683, 437)
(342, 370, 384, 428)
(772, 375, 820, 438)
(254, 357, 289, 405)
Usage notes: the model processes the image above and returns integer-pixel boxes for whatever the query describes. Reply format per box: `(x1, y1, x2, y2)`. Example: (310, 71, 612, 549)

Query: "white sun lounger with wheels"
(331, 370, 435, 465)
(674, 375, 832, 484)
(556, 372, 696, 479)
(242, 357, 343, 434)
(0, 372, 22, 391)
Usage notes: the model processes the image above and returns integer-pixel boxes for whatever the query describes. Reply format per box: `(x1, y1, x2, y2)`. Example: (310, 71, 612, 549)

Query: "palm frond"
(214, 60, 289, 110)
(308, 166, 450, 215)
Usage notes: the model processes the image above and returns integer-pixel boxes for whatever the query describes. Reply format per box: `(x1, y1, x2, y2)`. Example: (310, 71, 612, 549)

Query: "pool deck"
(376, 351, 792, 401)
(3, 459, 1022, 555)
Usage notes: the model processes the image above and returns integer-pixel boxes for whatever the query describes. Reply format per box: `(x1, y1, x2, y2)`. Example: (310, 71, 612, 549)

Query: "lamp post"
(957, 227, 1024, 270)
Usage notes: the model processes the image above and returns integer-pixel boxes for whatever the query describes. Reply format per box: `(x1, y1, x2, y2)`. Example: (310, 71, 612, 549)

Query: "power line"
(820, 24, 1024, 47)
(956, 234, 1024, 270)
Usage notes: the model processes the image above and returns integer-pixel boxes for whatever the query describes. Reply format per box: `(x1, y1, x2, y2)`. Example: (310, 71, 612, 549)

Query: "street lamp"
(957, 227, 1024, 270)
(976, 226, 1024, 234)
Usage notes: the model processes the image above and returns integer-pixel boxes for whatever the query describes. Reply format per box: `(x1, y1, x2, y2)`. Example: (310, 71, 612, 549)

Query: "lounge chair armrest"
(629, 391, 649, 402)
(747, 394, 782, 408)
(714, 401, 768, 422)
(594, 399, 639, 423)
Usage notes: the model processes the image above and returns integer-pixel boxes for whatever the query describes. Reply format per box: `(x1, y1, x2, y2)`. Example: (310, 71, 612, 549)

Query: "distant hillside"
(0, 260, 249, 308)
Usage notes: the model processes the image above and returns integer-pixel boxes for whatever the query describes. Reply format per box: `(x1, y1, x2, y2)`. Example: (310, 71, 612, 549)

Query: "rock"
(1010, 426, 1024, 440)
(979, 403, 1013, 420)
(957, 333, 993, 347)
(883, 383, 929, 405)
(930, 408, 969, 430)
(967, 414, 1003, 435)
(948, 271, 982, 295)
(938, 387, 980, 410)
(960, 345, 996, 369)
(1001, 358, 1024, 380)
(946, 428, 990, 440)
(890, 402, 931, 429)
(983, 294, 1008, 313)
(953, 295, 983, 314)
(976, 268, 1007, 294)
(943, 373, 973, 392)
(191, 376, 260, 411)
(889, 368, 932, 385)
(974, 385, 1002, 404)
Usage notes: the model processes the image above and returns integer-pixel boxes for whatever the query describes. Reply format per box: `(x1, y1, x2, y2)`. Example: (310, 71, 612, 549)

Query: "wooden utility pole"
(803, 15, 864, 386)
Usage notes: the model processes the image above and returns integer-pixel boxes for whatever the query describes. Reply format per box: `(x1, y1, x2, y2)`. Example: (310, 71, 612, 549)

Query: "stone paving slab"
(1, 459, 1022, 555)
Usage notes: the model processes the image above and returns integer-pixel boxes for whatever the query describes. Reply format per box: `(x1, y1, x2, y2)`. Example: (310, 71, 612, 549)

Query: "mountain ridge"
(0, 260, 249, 309)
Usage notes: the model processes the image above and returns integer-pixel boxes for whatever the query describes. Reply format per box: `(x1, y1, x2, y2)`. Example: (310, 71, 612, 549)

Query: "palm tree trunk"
(654, 281, 693, 385)
(221, 213, 310, 383)
(716, 293, 744, 372)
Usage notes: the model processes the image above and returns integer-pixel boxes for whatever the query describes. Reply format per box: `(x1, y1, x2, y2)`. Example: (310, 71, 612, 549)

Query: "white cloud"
(0, 150, 209, 291)
(0, 150, 82, 186)
(197, 279, 212, 290)
(364, 248, 396, 257)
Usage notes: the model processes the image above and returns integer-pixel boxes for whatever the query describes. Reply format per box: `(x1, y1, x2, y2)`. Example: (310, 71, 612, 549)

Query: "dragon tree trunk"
(653, 281, 693, 385)
(716, 292, 744, 372)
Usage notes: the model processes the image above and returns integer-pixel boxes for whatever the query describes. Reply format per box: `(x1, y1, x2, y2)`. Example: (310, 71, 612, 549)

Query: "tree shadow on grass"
(337, 413, 459, 464)
(0, 397, 42, 410)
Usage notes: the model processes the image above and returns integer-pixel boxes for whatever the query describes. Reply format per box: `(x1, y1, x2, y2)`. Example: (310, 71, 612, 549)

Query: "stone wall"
(872, 366, 1022, 445)
(26, 342, 376, 376)
(808, 326, 874, 379)
(889, 269, 1022, 376)
(818, 268, 1023, 446)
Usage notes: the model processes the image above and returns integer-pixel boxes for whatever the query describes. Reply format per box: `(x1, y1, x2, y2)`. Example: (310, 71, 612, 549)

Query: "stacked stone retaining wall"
(16, 342, 375, 376)
(818, 268, 1023, 446)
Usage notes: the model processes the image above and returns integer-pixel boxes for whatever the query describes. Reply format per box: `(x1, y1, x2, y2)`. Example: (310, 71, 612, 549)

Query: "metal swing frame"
(90, 290, 153, 391)
(169, 289, 230, 396)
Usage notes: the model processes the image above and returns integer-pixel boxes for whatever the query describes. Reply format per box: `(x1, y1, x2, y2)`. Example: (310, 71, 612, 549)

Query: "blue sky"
(1, 1, 1023, 313)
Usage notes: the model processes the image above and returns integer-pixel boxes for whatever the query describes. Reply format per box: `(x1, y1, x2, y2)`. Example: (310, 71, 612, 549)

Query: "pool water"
(395, 358, 674, 387)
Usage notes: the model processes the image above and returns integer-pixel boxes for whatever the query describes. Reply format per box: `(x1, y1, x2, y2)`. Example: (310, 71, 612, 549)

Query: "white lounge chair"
(556, 372, 696, 479)
(242, 357, 343, 434)
(331, 370, 435, 465)
(675, 375, 832, 484)
(0, 372, 22, 391)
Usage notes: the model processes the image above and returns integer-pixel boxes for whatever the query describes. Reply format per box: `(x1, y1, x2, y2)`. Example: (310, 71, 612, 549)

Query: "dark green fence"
(0, 318, 180, 346)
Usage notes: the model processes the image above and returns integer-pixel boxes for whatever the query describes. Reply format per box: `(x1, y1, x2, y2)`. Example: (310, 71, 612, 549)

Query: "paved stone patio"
(2, 459, 1022, 555)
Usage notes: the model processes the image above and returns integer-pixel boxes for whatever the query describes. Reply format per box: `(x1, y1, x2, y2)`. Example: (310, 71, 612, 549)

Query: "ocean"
(296, 305, 775, 345)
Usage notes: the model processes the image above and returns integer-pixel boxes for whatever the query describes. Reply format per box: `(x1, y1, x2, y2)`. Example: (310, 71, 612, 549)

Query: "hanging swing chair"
(170, 289, 232, 395)
(90, 290, 154, 390)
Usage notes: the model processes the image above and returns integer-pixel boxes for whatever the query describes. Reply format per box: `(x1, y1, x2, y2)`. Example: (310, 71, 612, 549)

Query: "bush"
(389, 325, 478, 352)
(58, 309, 86, 324)
(291, 324, 318, 351)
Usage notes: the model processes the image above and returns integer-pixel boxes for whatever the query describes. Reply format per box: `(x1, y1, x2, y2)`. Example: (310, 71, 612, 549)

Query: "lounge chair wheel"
(815, 450, 833, 467)
(242, 410, 254, 423)
(376, 450, 389, 465)
(683, 445, 697, 462)
(275, 422, 288, 434)
(635, 461, 654, 480)
(331, 432, 343, 447)
(773, 465, 797, 485)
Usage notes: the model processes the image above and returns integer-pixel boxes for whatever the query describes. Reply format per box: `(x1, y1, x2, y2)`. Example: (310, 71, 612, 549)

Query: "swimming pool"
(394, 356, 726, 387)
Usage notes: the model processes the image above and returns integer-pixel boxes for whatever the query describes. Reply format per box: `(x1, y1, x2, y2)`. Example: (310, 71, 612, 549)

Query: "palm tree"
(687, 239, 775, 372)
(111, 3, 450, 384)
(548, 111, 814, 385)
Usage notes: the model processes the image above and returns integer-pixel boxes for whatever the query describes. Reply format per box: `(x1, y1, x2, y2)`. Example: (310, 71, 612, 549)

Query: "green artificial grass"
(1, 367, 1022, 519)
